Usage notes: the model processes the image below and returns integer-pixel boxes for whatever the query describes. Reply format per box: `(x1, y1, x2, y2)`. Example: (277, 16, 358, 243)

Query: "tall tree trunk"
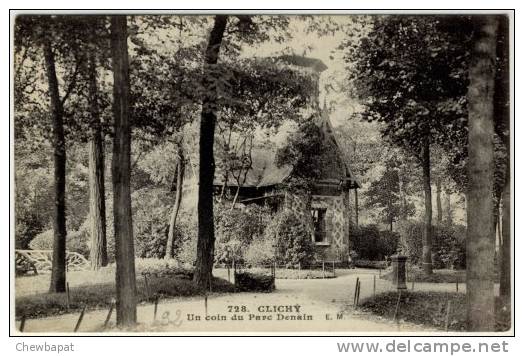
(421, 139, 433, 275)
(87, 53, 108, 270)
(494, 15, 511, 308)
(500, 156, 511, 302)
(111, 15, 137, 327)
(398, 170, 408, 221)
(354, 189, 359, 228)
(466, 15, 497, 331)
(193, 15, 228, 289)
(445, 190, 453, 224)
(44, 37, 67, 293)
(165, 149, 185, 259)
(436, 176, 442, 224)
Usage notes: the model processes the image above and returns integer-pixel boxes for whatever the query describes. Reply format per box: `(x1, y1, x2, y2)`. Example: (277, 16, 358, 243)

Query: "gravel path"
(17, 269, 457, 333)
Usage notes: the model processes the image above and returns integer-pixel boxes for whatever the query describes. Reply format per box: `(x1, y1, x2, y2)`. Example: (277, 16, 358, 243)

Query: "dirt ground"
(14, 268, 472, 334)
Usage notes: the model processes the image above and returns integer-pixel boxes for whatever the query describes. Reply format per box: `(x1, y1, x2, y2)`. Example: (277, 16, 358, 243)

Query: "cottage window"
(311, 208, 328, 245)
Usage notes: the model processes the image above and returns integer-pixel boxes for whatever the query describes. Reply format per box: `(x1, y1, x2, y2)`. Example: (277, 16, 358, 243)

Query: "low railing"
(228, 260, 337, 280)
(15, 250, 89, 275)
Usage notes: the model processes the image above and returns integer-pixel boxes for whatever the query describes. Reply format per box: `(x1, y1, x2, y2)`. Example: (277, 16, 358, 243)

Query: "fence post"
(66, 282, 71, 310)
(103, 299, 115, 329)
(394, 290, 402, 329)
(322, 261, 325, 279)
(456, 278, 459, 293)
(298, 262, 301, 279)
(74, 305, 87, 332)
(373, 275, 376, 297)
(445, 300, 451, 331)
(144, 274, 150, 300)
(332, 261, 336, 278)
(154, 296, 159, 321)
(19, 316, 26, 332)
(353, 277, 360, 306)
(204, 294, 208, 317)
(411, 279, 415, 291)
(233, 260, 236, 291)
(356, 280, 361, 306)
(227, 265, 231, 283)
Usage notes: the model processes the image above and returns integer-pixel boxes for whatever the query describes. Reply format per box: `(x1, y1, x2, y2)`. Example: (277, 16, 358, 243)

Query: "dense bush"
(433, 224, 466, 269)
(214, 204, 272, 265)
(244, 237, 275, 266)
(265, 210, 315, 267)
(131, 188, 172, 258)
(351, 225, 399, 261)
(15, 210, 45, 249)
(134, 258, 193, 278)
(397, 221, 466, 269)
(234, 271, 275, 292)
(29, 224, 90, 258)
(353, 259, 388, 269)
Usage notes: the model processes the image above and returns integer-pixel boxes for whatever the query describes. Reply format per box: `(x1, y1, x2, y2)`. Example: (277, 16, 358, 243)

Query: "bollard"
(391, 255, 407, 290)
(445, 300, 451, 331)
(19, 316, 26, 332)
(66, 282, 71, 310)
(74, 305, 87, 332)
(298, 262, 301, 279)
(332, 261, 336, 278)
(103, 300, 115, 329)
(373, 275, 376, 297)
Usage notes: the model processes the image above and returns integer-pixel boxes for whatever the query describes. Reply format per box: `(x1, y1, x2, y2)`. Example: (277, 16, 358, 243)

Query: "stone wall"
(282, 190, 352, 262)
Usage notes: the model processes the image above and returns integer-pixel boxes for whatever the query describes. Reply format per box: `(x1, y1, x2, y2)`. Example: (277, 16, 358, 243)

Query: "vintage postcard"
(11, 10, 513, 335)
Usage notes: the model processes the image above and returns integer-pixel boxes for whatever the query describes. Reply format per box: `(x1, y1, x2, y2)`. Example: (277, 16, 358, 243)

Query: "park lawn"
(15, 263, 235, 319)
(358, 291, 511, 332)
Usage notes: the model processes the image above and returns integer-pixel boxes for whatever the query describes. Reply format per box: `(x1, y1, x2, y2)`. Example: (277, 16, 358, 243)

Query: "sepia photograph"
(10, 10, 514, 335)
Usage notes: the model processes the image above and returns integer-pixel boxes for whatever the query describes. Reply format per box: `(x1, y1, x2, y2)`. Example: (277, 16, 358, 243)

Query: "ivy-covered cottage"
(213, 56, 360, 261)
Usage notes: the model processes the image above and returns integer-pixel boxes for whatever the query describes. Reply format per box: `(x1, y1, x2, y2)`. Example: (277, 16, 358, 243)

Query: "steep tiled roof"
(213, 108, 359, 189)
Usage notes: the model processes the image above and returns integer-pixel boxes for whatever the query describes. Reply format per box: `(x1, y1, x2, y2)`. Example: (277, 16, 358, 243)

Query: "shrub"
(131, 188, 172, 258)
(29, 225, 90, 258)
(214, 204, 272, 265)
(265, 210, 315, 267)
(353, 259, 388, 269)
(172, 212, 198, 267)
(244, 237, 276, 267)
(234, 272, 275, 292)
(433, 224, 466, 269)
(15, 210, 45, 249)
(397, 220, 466, 269)
(351, 225, 399, 261)
(134, 258, 193, 279)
